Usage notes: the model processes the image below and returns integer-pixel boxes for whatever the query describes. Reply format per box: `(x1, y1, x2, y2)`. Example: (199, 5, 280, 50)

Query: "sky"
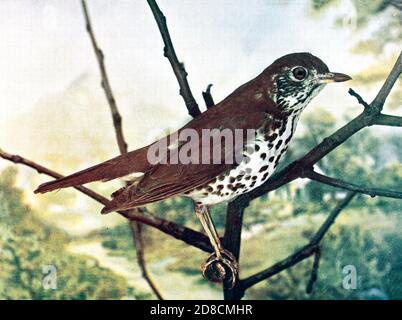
(0, 0, 370, 122)
(0, 0, 397, 234)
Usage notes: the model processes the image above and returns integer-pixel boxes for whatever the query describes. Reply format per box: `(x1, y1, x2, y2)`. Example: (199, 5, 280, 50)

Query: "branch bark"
(146, 0, 201, 118)
(81, 0, 163, 299)
(202, 84, 215, 108)
(304, 169, 402, 199)
(222, 196, 250, 300)
(239, 192, 356, 294)
(0, 148, 212, 253)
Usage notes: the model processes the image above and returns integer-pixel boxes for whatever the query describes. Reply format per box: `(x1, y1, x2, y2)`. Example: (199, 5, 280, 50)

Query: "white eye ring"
(290, 66, 308, 81)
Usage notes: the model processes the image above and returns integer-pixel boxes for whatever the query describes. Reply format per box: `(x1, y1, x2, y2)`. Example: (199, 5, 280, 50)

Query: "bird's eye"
(292, 67, 308, 81)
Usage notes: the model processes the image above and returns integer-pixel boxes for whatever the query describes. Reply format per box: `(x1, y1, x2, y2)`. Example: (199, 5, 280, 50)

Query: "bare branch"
(304, 169, 402, 199)
(370, 51, 401, 111)
(222, 196, 250, 299)
(240, 192, 356, 291)
(0, 148, 108, 205)
(81, 0, 127, 154)
(202, 84, 215, 108)
(348, 88, 369, 109)
(0, 149, 212, 248)
(130, 221, 163, 299)
(81, 0, 163, 299)
(373, 114, 402, 127)
(306, 246, 321, 294)
(147, 0, 201, 118)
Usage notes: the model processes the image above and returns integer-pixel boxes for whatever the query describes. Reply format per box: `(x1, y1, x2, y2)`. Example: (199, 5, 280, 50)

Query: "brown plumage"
(34, 53, 351, 215)
(35, 52, 351, 285)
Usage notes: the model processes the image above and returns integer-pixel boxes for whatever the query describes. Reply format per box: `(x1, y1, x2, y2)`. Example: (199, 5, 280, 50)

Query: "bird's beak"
(318, 72, 352, 84)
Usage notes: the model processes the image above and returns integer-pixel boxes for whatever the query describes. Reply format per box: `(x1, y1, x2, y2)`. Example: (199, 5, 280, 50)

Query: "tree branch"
(306, 246, 321, 294)
(304, 169, 402, 199)
(370, 51, 401, 112)
(373, 114, 402, 127)
(0, 148, 212, 253)
(222, 196, 250, 300)
(240, 192, 356, 292)
(202, 84, 215, 108)
(146, 0, 201, 118)
(81, 0, 127, 155)
(81, 0, 163, 299)
(348, 88, 369, 109)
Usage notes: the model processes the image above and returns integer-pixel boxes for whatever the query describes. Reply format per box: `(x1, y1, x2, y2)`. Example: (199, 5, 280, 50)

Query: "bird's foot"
(201, 249, 239, 288)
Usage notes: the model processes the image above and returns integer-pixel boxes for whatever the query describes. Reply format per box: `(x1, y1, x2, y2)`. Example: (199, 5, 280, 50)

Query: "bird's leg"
(195, 204, 238, 287)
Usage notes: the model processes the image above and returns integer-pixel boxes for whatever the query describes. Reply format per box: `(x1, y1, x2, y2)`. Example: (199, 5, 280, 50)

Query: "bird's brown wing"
(101, 99, 277, 213)
(34, 145, 151, 194)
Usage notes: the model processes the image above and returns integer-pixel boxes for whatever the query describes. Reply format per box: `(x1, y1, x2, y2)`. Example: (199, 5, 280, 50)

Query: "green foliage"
(0, 168, 146, 300)
(246, 214, 402, 300)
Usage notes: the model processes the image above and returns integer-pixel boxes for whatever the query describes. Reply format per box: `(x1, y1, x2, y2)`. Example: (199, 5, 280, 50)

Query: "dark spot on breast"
(268, 143, 274, 149)
(275, 140, 283, 150)
(218, 175, 225, 181)
(250, 181, 256, 187)
(252, 176, 257, 180)
(255, 144, 260, 151)
(262, 172, 269, 180)
(217, 185, 224, 190)
(279, 120, 288, 135)
(228, 184, 235, 191)
(229, 176, 235, 183)
(236, 175, 244, 181)
(259, 165, 268, 173)
(207, 186, 213, 192)
(260, 153, 267, 160)
(269, 156, 275, 162)
(245, 176, 251, 181)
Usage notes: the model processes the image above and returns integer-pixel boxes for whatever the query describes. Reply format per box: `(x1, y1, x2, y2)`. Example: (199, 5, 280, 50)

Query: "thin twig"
(304, 169, 402, 199)
(81, 0, 127, 154)
(370, 51, 401, 111)
(146, 0, 201, 118)
(348, 88, 369, 109)
(373, 114, 402, 127)
(306, 246, 321, 294)
(81, 0, 162, 299)
(130, 221, 163, 300)
(0, 148, 212, 253)
(202, 84, 215, 108)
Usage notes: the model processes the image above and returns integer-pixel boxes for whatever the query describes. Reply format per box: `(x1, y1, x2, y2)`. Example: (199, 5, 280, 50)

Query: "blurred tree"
(0, 168, 149, 299)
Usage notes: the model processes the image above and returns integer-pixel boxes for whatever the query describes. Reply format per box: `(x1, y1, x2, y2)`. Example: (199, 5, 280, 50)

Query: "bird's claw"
(201, 249, 239, 288)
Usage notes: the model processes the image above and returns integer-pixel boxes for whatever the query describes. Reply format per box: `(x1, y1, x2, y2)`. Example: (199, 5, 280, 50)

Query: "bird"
(35, 52, 351, 286)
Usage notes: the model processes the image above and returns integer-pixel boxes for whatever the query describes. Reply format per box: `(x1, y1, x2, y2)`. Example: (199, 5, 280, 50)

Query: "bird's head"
(265, 52, 351, 114)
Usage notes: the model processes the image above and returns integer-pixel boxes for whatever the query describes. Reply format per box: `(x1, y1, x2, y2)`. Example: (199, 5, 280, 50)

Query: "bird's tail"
(34, 145, 150, 194)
